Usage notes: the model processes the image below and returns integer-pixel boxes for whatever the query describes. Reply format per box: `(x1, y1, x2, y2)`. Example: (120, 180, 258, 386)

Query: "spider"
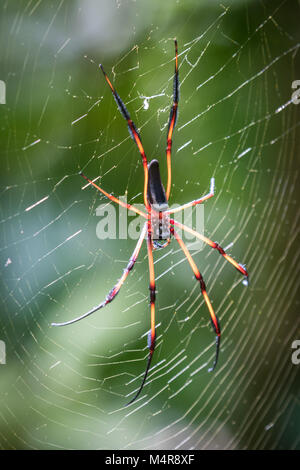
(52, 40, 249, 405)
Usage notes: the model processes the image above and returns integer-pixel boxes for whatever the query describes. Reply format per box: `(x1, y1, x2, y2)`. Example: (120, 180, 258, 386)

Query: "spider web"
(0, 0, 299, 450)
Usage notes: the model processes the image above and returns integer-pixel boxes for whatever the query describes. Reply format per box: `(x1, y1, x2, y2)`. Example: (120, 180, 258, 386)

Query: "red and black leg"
(126, 227, 156, 405)
(171, 228, 221, 371)
(166, 39, 179, 200)
(52, 223, 147, 327)
(80, 172, 147, 219)
(171, 219, 248, 282)
(100, 64, 150, 209)
(166, 178, 215, 215)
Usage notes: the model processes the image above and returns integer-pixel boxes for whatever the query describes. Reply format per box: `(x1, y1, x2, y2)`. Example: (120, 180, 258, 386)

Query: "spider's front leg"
(166, 39, 179, 201)
(99, 64, 150, 210)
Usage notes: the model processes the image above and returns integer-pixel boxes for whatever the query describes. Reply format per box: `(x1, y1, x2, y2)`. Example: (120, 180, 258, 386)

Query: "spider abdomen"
(147, 159, 168, 207)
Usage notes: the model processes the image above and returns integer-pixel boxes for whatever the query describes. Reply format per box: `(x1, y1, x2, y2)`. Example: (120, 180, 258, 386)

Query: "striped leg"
(172, 228, 221, 372)
(80, 173, 147, 219)
(166, 178, 215, 215)
(100, 65, 149, 210)
(52, 223, 147, 327)
(166, 39, 179, 201)
(126, 229, 156, 405)
(171, 219, 249, 282)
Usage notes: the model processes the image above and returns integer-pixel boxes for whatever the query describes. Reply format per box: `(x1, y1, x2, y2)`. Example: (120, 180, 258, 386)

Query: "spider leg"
(99, 64, 149, 209)
(51, 223, 147, 327)
(126, 229, 156, 405)
(153, 238, 171, 250)
(166, 39, 179, 201)
(171, 228, 220, 372)
(80, 172, 147, 219)
(166, 178, 215, 215)
(171, 219, 249, 281)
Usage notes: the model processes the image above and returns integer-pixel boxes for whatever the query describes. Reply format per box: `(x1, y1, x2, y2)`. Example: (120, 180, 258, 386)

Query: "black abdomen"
(147, 160, 168, 206)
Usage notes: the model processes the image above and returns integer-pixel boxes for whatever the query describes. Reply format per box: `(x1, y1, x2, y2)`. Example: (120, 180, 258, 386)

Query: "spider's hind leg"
(51, 223, 147, 327)
(171, 228, 221, 372)
(171, 219, 249, 282)
(126, 232, 157, 405)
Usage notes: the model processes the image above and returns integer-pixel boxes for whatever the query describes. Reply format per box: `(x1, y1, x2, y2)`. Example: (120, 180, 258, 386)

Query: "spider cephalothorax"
(52, 41, 248, 406)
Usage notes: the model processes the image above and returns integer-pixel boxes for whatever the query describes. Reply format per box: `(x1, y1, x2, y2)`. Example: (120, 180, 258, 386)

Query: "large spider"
(52, 41, 249, 405)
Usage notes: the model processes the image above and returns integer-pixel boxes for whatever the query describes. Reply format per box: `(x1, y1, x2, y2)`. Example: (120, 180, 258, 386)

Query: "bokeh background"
(0, 0, 299, 450)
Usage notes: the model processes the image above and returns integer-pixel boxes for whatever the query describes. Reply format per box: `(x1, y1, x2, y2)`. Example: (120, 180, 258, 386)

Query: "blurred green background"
(0, 0, 299, 450)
